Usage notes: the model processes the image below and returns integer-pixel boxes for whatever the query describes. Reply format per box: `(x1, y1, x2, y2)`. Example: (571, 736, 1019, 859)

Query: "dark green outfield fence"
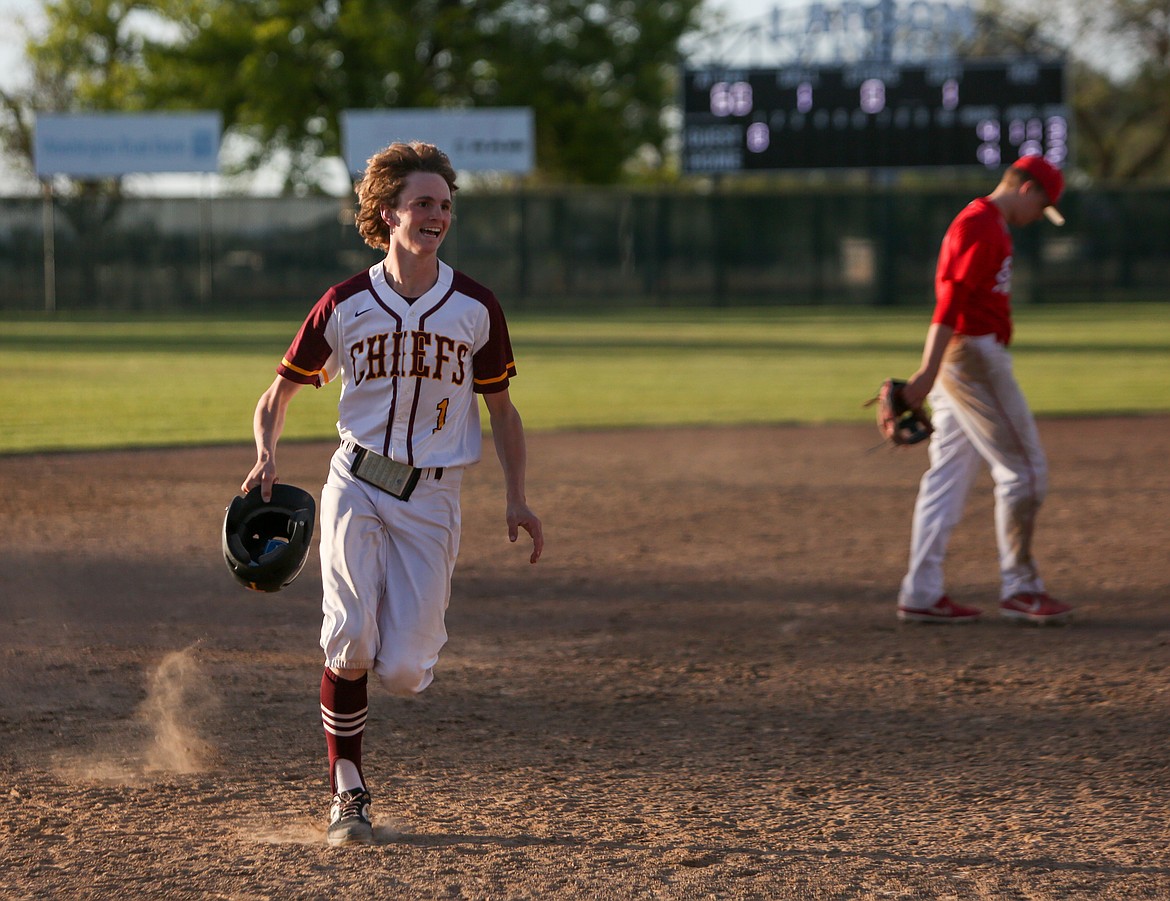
(1, 185, 1167, 313)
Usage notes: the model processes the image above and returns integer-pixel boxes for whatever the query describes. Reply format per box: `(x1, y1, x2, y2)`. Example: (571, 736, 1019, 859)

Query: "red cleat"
(1000, 592, 1073, 625)
(897, 595, 983, 624)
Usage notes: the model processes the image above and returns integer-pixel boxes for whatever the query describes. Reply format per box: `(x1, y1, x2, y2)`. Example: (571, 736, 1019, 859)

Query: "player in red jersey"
(895, 154, 1073, 626)
(242, 142, 543, 844)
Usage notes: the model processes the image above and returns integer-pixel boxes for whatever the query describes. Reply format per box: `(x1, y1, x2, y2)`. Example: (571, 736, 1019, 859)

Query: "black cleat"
(327, 788, 373, 846)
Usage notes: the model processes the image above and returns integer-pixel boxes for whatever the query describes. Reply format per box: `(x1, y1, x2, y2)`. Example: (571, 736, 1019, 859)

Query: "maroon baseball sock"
(320, 668, 368, 793)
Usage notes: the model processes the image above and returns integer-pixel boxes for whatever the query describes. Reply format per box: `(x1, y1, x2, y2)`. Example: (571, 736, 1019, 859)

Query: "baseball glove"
(864, 378, 933, 446)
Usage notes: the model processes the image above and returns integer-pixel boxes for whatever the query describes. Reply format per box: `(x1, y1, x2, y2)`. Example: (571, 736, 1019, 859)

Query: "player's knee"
(373, 658, 435, 696)
(997, 464, 1047, 504)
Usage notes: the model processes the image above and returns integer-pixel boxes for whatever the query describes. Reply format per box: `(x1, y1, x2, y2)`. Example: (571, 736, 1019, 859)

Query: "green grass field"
(1, 304, 1167, 454)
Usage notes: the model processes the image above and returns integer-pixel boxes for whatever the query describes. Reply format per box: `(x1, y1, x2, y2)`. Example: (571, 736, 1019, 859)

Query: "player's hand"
(508, 502, 544, 564)
(241, 458, 279, 502)
(901, 372, 933, 410)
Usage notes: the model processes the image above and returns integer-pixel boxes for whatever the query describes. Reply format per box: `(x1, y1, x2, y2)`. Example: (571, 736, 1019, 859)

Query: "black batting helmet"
(222, 484, 316, 592)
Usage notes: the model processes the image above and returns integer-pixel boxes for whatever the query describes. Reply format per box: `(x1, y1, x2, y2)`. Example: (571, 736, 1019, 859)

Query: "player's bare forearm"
(904, 322, 955, 409)
(484, 390, 544, 563)
(242, 376, 303, 501)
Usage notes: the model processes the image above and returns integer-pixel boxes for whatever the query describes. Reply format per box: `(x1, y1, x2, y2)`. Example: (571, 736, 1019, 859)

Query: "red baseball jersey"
(932, 197, 1015, 345)
(277, 261, 516, 468)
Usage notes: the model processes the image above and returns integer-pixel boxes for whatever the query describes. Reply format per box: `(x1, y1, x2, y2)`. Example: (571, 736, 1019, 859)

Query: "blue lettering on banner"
(34, 112, 222, 176)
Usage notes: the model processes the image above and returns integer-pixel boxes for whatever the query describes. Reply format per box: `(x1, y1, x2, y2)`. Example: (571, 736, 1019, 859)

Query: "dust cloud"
(51, 645, 220, 784)
(141, 646, 220, 774)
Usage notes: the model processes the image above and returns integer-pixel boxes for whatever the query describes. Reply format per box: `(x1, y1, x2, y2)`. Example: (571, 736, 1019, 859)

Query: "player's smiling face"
(386, 172, 453, 255)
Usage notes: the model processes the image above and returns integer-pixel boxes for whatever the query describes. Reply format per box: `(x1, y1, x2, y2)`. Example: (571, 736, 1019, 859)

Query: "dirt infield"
(2, 418, 1169, 899)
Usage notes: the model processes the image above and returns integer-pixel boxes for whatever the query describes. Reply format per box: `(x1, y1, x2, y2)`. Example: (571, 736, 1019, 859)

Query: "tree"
(975, 0, 1170, 181)
(0, 0, 156, 295)
(1072, 0, 1170, 179)
(3, 0, 704, 191)
(0, 0, 156, 192)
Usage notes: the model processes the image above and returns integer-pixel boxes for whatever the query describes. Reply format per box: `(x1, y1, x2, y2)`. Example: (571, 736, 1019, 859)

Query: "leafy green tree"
(12, 0, 1167, 186)
(0, 0, 155, 190)
(3, 0, 703, 190)
(1071, 0, 1170, 179)
(976, 0, 1170, 180)
(0, 0, 156, 290)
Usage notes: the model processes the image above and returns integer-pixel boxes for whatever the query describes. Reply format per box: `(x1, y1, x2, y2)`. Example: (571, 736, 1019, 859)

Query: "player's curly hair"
(354, 142, 459, 252)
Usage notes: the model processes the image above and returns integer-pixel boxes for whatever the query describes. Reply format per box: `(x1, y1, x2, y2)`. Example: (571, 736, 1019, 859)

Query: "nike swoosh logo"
(355, 308, 374, 318)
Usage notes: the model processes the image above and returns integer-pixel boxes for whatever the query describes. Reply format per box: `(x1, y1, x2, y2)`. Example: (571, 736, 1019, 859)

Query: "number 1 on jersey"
(434, 397, 449, 433)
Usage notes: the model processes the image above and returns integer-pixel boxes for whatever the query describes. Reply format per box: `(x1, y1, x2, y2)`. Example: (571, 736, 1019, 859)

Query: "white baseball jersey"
(277, 260, 516, 465)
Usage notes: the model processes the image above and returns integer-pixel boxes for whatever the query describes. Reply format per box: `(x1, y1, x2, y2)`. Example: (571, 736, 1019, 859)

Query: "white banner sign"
(34, 112, 222, 177)
(342, 108, 535, 175)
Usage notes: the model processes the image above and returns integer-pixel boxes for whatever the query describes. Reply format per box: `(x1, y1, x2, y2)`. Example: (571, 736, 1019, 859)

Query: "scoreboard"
(682, 59, 1069, 173)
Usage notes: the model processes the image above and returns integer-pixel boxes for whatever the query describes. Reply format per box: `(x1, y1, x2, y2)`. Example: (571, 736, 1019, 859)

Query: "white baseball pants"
(899, 334, 1047, 609)
(319, 445, 464, 695)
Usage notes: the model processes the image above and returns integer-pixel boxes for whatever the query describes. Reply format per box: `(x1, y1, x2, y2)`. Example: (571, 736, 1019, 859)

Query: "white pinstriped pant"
(899, 334, 1048, 609)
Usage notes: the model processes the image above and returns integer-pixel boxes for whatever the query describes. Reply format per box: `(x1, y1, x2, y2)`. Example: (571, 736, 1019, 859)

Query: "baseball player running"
(242, 141, 543, 845)
(896, 153, 1073, 626)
